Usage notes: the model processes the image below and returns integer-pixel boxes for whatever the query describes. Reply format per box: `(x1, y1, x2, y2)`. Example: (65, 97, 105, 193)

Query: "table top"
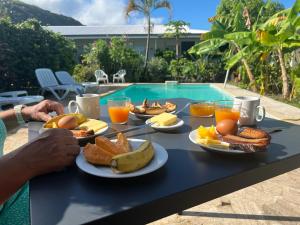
(29, 98, 300, 225)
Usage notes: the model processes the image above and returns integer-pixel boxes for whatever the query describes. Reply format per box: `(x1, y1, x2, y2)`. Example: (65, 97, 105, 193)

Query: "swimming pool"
(100, 84, 231, 104)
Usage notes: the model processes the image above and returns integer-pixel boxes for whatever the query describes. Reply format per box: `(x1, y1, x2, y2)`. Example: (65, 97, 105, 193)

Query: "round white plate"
(39, 123, 109, 140)
(76, 139, 168, 178)
(189, 129, 247, 154)
(145, 118, 184, 131)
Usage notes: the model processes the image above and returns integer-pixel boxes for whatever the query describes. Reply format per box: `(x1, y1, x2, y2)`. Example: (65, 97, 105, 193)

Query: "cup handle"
(68, 100, 79, 113)
(256, 105, 265, 122)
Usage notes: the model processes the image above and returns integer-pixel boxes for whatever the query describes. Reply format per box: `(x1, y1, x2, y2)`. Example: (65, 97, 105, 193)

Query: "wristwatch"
(14, 104, 27, 125)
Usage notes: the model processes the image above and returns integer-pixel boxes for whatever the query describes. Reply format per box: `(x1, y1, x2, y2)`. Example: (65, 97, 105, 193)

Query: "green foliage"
(72, 64, 98, 83)
(147, 57, 169, 82)
(0, 18, 76, 92)
(154, 49, 176, 63)
(216, 0, 284, 28)
(0, 0, 82, 25)
(164, 20, 190, 39)
(74, 37, 144, 82)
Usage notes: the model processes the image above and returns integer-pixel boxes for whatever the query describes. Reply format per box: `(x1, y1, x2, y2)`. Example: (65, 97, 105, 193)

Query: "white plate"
(39, 123, 109, 140)
(145, 118, 184, 131)
(130, 110, 176, 119)
(76, 139, 168, 178)
(189, 129, 247, 154)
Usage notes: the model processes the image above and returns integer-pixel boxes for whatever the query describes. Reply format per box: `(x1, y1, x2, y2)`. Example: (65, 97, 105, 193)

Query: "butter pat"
(78, 119, 107, 132)
(150, 113, 177, 126)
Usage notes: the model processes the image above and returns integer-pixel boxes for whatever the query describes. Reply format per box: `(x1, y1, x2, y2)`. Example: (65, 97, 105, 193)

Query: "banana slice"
(111, 141, 154, 173)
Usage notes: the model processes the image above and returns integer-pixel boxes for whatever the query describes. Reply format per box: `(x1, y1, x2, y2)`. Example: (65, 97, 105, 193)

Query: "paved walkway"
(3, 83, 300, 225)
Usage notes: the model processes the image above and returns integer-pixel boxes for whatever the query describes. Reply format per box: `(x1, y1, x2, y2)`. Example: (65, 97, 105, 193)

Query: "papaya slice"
(83, 143, 114, 166)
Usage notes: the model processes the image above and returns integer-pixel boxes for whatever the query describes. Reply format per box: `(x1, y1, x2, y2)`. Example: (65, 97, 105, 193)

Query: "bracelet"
(14, 105, 27, 125)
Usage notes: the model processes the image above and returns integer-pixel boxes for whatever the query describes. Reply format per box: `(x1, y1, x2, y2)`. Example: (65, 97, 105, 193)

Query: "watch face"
(14, 105, 26, 124)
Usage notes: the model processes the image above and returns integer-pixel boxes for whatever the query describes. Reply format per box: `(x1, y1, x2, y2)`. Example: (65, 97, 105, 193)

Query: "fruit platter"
(76, 133, 168, 178)
(42, 113, 108, 139)
(129, 99, 177, 119)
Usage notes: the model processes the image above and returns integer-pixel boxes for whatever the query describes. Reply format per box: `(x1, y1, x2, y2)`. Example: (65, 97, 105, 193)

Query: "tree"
(164, 20, 190, 58)
(257, 0, 300, 99)
(215, 0, 284, 28)
(125, 0, 171, 70)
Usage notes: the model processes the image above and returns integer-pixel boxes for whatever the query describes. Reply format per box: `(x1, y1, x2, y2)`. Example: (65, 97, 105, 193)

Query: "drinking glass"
(107, 97, 131, 124)
(189, 101, 215, 117)
(215, 100, 241, 124)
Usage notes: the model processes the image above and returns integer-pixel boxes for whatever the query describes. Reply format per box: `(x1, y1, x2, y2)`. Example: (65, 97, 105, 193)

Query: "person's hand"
(22, 100, 64, 122)
(16, 129, 80, 177)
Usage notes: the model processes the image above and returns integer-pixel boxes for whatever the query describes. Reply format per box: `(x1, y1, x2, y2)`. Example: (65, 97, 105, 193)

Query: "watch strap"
(14, 104, 26, 125)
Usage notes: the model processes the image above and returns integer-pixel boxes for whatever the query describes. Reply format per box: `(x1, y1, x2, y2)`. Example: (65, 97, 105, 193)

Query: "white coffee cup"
(68, 94, 100, 119)
(234, 96, 265, 126)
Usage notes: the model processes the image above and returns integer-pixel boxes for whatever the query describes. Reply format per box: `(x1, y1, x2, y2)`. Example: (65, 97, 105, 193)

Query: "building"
(45, 25, 207, 57)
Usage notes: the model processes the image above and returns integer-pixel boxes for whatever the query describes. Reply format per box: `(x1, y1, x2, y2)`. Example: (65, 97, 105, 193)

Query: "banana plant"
(189, 3, 259, 91)
(257, 0, 300, 99)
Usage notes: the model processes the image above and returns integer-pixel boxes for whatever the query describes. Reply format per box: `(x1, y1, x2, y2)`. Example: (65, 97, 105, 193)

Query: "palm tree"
(125, 0, 171, 69)
(164, 20, 190, 59)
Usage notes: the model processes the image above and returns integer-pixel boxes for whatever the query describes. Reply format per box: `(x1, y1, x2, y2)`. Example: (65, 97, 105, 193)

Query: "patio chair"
(95, 70, 109, 84)
(113, 70, 126, 83)
(0, 95, 44, 110)
(35, 68, 78, 101)
(55, 71, 85, 93)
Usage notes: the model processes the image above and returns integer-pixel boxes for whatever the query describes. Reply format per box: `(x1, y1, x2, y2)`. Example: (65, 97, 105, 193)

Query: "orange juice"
(215, 108, 240, 123)
(190, 103, 215, 117)
(108, 106, 129, 124)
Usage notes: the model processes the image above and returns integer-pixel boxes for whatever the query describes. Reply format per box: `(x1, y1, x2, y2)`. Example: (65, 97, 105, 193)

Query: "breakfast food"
(129, 99, 177, 116)
(149, 113, 177, 126)
(196, 125, 271, 152)
(238, 127, 270, 139)
(83, 133, 154, 173)
(43, 113, 108, 138)
(197, 125, 218, 140)
(57, 115, 78, 129)
(111, 140, 154, 173)
(216, 119, 238, 136)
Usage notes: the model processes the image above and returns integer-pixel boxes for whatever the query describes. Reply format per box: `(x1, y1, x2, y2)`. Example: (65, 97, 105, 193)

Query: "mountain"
(0, 0, 82, 26)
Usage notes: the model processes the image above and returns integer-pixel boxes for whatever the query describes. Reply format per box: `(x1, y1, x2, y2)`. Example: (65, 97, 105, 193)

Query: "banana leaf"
(288, 0, 300, 20)
(225, 47, 248, 70)
(189, 38, 228, 55)
(224, 32, 255, 46)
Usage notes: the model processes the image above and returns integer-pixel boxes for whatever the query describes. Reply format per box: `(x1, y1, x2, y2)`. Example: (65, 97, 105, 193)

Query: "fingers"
(65, 145, 80, 156)
(36, 112, 52, 122)
(45, 100, 64, 115)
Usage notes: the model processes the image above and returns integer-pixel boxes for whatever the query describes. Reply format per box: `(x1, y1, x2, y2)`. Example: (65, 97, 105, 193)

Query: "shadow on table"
(181, 211, 300, 222)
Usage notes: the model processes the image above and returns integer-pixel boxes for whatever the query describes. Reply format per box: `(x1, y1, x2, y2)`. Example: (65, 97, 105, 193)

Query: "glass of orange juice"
(189, 101, 215, 117)
(107, 97, 131, 124)
(215, 100, 241, 124)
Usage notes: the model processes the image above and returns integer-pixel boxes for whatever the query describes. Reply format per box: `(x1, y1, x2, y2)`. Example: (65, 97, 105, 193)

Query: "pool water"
(100, 84, 231, 104)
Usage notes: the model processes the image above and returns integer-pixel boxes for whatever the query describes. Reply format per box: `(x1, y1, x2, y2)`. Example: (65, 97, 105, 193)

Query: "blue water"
(100, 84, 231, 104)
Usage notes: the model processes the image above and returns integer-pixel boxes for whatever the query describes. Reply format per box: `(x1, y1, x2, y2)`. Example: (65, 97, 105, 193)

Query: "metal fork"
(103, 102, 191, 138)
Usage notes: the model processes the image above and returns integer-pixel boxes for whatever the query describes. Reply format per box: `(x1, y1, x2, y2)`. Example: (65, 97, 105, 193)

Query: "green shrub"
(0, 18, 76, 92)
(147, 57, 169, 82)
(155, 49, 176, 63)
(72, 64, 98, 83)
(74, 37, 143, 82)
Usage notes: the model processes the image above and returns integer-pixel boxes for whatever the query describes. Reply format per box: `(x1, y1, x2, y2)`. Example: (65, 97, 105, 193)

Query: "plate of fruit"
(129, 99, 177, 119)
(189, 120, 271, 154)
(76, 133, 168, 178)
(41, 113, 108, 140)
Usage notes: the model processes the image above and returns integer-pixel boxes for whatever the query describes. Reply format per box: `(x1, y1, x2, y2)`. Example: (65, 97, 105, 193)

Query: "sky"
(22, 0, 296, 30)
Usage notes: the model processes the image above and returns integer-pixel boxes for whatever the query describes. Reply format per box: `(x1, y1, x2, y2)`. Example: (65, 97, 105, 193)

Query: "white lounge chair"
(35, 68, 77, 101)
(55, 71, 85, 93)
(113, 70, 126, 83)
(95, 70, 109, 84)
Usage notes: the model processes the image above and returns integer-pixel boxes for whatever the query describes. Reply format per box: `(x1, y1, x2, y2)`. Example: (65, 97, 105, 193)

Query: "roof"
(44, 25, 208, 37)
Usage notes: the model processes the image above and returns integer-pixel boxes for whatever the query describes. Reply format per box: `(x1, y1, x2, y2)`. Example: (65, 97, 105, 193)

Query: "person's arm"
(0, 100, 64, 132)
(0, 129, 79, 204)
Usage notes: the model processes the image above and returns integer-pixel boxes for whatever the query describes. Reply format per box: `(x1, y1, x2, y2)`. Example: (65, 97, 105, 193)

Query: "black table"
(29, 98, 300, 225)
